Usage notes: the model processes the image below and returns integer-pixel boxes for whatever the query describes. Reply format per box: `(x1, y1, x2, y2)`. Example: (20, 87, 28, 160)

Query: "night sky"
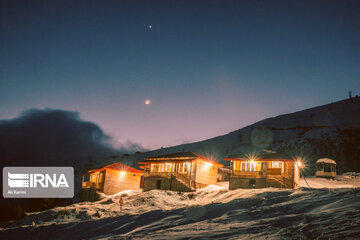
(1, 0, 360, 150)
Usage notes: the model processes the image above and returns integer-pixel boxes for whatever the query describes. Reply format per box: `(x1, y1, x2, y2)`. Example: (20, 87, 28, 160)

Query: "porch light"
(205, 162, 212, 167)
(120, 171, 126, 178)
(296, 158, 304, 168)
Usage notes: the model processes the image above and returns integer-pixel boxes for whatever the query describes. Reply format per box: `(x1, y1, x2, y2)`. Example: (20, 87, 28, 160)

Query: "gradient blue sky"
(1, 0, 360, 150)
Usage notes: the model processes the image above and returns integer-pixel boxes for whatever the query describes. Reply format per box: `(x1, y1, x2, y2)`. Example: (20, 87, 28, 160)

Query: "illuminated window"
(179, 162, 190, 173)
(185, 162, 190, 172)
(241, 161, 256, 172)
(272, 161, 284, 173)
(160, 163, 165, 172)
(165, 163, 172, 172)
(233, 161, 241, 171)
(151, 164, 160, 172)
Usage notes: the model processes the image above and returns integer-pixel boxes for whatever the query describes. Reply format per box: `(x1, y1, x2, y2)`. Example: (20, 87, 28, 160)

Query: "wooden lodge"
(81, 162, 143, 196)
(225, 153, 303, 189)
(139, 152, 223, 192)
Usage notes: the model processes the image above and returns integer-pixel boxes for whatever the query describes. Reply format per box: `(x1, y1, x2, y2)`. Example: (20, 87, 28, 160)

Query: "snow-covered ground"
(1, 176, 360, 239)
(300, 174, 360, 189)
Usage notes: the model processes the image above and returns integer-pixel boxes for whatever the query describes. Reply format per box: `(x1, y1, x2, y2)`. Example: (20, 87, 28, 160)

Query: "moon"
(145, 99, 151, 105)
(148, 25, 152, 29)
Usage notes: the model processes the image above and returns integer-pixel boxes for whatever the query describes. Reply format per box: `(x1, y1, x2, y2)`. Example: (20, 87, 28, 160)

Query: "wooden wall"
(103, 169, 142, 195)
(194, 159, 218, 186)
(293, 163, 300, 188)
(229, 178, 267, 189)
(283, 162, 294, 179)
(282, 162, 300, 189)
(80, 188, 98, 202)
(143, 176, 192, 192)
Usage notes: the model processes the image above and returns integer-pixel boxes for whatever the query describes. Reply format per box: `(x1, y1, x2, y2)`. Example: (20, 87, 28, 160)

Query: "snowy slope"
(123, 98, 360, 173)
(1, 176, 360, 239)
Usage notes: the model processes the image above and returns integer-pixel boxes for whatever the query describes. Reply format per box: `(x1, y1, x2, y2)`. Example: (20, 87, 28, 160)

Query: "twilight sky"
(1, 0, 360, 150)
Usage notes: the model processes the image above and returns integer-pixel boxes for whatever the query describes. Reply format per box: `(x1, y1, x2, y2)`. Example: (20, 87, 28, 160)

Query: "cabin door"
(261, 162, 268, 172)
(156, 180, 162, 189)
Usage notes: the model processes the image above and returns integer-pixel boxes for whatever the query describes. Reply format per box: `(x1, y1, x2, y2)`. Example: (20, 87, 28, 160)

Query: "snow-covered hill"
(124, 98, 360, 173)
(1, 176, 360, 239)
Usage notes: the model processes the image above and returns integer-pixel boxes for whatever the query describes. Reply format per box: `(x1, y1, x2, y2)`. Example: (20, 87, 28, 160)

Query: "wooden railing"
(280, 176, 294, 188)
(144, 172, 172, 178)
(231, 168, 282, 178)
(172, 172, 191, 188)
(268, 176, 293, 188)
(82, 181, 104, 191)
(231, 171, 262, 178)
(82, 181, 93, 188)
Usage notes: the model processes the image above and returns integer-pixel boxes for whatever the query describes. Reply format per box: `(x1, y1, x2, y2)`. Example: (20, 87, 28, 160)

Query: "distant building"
(315, 158, 336, 179)
(217, 166, 230, 182)
(81, 162, 143, 198)
(139, 152, 223, 192)
(225, 153, 303, 189)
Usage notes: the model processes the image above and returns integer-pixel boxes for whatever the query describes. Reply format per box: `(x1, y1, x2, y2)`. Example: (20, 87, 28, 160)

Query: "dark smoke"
(0, 109, 144, 168)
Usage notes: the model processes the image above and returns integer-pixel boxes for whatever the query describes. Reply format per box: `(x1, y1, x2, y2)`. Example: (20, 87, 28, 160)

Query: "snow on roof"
(316, 158, 336, 164)
(225, 152, 293, 161)
(142, 152, 223, 167)
(147, 152, 198, 160)
(104, 162, 144, 174)
(83, 162, 143, 175)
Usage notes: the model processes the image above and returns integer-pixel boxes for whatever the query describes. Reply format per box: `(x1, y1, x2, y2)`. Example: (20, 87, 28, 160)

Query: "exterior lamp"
(205, 162, 212, 168)
(296, 158, 304, 168)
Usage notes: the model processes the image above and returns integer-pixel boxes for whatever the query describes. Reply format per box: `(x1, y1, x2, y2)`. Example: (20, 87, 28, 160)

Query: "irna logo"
(3, 167, 74, 198)
(8, 172, 69, 188)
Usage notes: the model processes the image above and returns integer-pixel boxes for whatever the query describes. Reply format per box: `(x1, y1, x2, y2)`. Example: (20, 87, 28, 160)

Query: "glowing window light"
(249, 160, 256, 171)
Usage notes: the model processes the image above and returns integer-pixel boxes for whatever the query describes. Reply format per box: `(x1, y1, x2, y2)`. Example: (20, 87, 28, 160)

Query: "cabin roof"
(218, 167, 231, 173)
(104, 162, 144, 174)
(82, 162, 143, 175)
(146, 152, 199, 160)
(139, 152, 223, 167)
(316, 158, 336, 165)
(224, 152, 294, 162)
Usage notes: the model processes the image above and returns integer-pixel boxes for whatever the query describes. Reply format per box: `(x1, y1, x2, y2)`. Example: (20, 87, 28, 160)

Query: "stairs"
(268, 176, 294, 188)
(171, 172, 196, 191)
(144, 172, 195, 191)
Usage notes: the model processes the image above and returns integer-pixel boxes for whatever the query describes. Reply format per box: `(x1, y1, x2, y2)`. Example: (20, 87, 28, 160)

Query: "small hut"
(82, 162, 143, 196)
(315, 158, 336, 179)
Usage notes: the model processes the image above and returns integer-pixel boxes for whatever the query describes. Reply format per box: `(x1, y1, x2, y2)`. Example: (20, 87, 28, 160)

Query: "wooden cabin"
(225, 153, 303, 189)
(139, 152, 223, 192)
(315, 158, 336, 179)
(81, 162, 143, 195)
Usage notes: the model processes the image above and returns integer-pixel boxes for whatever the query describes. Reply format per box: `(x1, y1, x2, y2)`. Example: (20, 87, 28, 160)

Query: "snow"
(1, 176, 360, 239)
(300, 176, 360, 188)
(316, 158, 336, 164)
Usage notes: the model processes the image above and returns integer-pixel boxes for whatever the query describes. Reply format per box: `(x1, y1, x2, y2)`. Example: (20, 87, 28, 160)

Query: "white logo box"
(3, 167, 74, 198)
